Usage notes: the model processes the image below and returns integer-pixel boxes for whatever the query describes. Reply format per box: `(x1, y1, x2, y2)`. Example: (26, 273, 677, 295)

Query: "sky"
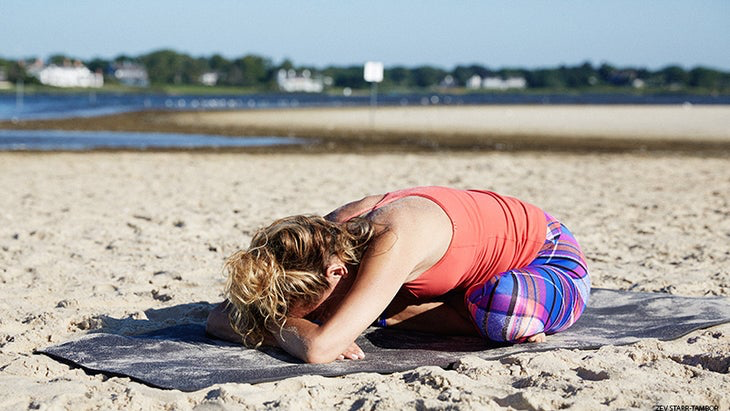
(3, 1, 729, 70)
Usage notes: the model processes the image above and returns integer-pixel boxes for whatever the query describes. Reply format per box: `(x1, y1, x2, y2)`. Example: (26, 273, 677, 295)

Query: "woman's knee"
(466, 274, 546, 342)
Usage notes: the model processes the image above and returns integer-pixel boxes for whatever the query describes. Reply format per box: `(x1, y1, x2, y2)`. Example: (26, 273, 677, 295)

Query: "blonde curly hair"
(224, 215, 375, 347)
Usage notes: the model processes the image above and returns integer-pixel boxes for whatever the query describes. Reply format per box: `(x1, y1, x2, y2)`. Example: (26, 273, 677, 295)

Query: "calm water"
(0, 129, 305, 151)
(2, 91, 729, 121)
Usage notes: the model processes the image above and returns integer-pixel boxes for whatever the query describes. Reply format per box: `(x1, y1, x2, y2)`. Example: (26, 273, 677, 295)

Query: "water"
(0, 129, 305, 151)
(1, 91, 728, 151)
(1, 91, 729, 121)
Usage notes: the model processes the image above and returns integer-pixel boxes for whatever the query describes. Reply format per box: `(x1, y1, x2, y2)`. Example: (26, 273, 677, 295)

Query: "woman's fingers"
(338, 342, 365, 360)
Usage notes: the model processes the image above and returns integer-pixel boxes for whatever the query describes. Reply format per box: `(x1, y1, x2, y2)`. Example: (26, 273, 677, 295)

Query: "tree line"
(1, 49, 729, 92)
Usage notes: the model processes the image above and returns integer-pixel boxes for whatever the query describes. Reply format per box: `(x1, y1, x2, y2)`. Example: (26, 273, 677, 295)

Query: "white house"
(466, 75, 482, 89)
(482, 76, 527, 90)
(38, 63, 103, 88)
(0, 68, 10, 90)
(199, 72, 219, 86)
(114, 62, 149, 87)
(277, 69, 324, 93)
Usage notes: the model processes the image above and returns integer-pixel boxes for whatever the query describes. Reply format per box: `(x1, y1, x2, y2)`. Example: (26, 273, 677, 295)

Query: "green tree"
(325, 65, 367, 89)
(232, 55, 271, 87)
(0, 58, 37, 83)
(140, 49, 176, 84)
(48, 54, 72, 65)
(385, 66, 412, 87)
(113, 54, 134, 64)
(411, 65, 446, 88)
(181, 57, 207, 83)
(659, 65, 688, 86)
(208, 54, 230, 73)
(527, 69, 565, 88)
(85, 58, 110, 73)
(139, 49, 193, 84)
(688, 67, 722, 89)
(278, 59, 295, 71)
(566, 62, 596, 87)
(597, 63, 616, 84)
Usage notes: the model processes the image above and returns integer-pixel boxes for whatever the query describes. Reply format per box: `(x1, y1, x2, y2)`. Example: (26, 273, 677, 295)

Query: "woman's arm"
(205, 302, 241, 343)
(205, 302, 279, 346)
(274, 201, 451, 363)
(271, 229, 413, 363)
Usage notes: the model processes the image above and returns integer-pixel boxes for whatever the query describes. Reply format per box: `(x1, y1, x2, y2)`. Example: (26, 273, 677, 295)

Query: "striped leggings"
(465, 213, 591, 342)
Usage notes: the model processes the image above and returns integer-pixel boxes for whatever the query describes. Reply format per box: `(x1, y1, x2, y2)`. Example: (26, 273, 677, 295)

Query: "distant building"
(113, 62, 149, 87)
(606, 70, 639, 87)
(277, 69, 325, 93)
(199, 72, 219, 86)
(38, 62, 103, 88)
(466, 75, 482, 89)
(482, 76, 527, 90)
(632, 78, 645, 89)
(465, 74, 527, 90)
(0, 68, 10, 89)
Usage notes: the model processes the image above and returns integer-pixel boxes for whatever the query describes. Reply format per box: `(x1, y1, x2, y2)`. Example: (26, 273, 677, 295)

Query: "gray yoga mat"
(39, 288, 730, 392)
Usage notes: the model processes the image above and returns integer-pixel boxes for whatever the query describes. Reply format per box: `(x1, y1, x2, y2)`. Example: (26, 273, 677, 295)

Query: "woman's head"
(224, 215, 375, 347)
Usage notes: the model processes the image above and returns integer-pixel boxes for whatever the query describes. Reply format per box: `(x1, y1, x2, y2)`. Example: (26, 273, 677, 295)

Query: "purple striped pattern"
(465, 213, 591, 342)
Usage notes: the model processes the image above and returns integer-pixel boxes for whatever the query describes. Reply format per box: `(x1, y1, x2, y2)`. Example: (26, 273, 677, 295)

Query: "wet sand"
(2, 105, 730, 153)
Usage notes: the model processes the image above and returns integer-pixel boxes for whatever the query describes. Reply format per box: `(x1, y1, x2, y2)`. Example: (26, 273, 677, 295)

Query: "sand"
(1, 144, 729, 409)
(169, 104, 730, 141)
(2, 104, 730, 409)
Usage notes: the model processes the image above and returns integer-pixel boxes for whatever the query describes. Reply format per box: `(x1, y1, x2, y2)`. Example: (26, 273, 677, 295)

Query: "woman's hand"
(337, 341, 365, 360)
(273, 317, 366, 363)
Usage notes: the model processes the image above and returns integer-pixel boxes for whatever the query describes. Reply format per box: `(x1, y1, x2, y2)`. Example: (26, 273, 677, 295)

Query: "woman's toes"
(527, 332, 546, 343)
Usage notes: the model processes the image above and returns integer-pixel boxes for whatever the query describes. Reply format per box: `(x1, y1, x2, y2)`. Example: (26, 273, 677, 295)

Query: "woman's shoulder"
(324, 194, 386, 222)
(371, 196, 450, 228)
(365, 196, 453, 281)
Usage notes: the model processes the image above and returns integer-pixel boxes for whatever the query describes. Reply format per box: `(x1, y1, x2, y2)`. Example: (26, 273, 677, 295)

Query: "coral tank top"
(345, 186, 547, 299)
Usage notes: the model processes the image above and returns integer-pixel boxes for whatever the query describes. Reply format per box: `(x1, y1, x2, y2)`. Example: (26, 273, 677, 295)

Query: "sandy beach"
(1, 105, 730, 409)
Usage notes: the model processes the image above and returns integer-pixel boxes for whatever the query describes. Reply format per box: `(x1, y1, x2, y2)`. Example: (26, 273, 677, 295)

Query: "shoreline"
(2, 104, 730, 154)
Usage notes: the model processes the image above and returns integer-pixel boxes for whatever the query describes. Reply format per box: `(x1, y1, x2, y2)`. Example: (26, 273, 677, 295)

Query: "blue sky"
(3, 1, 729, 69)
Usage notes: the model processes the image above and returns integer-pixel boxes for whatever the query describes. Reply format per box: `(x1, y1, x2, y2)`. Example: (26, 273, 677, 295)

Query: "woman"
(206, 186, 590, 363)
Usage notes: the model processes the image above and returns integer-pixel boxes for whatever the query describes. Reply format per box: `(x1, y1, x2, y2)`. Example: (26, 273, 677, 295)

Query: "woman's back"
(332, 186, 547, 299)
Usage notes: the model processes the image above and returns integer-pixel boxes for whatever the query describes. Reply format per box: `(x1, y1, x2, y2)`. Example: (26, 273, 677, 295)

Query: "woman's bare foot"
(527, 332, 546, 343)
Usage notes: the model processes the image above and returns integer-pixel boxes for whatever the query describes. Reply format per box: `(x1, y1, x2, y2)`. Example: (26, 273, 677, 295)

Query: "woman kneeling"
(206, 186, 591, 363)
